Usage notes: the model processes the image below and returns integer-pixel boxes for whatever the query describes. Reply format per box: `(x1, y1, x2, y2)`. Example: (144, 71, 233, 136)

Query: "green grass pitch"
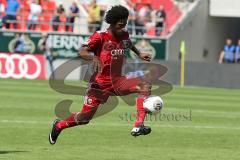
(0, 79, 240, 160)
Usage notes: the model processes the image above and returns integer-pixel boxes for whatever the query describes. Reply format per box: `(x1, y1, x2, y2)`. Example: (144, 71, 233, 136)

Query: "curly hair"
(105, 5, 129, 25)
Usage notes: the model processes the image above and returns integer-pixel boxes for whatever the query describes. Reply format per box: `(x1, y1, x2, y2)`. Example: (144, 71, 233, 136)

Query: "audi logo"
(0, 53, 42, 79)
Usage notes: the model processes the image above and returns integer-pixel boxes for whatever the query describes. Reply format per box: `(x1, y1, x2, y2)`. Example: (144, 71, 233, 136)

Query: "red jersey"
(83, 29, 132, 84)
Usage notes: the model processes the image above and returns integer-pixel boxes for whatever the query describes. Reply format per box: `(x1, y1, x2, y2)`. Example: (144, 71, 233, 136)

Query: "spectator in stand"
(2, 0, 19, 29)
(52, 3, 65, 31)
(135, 4, 151, 35)
(86, 0, 101, 33)
(0, 0, 5, 18)
(145, 4, 152, 23)
(235, 39, 240, 63)
(155, 5, 166, 36)
(65, 1, 79, 32)
(126, 1, 136, 35)
(28, 0, 42, 30)
(94, 0, 107, 21)
(218, 38, 235, 63)
(145, 4, 156, 34)
(0, 0, 5, 28)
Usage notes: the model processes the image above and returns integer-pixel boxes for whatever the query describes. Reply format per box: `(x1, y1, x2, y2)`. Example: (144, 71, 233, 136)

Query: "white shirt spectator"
(0, 2, 5, 17)
(28, 2, 42, 22)
(0, 3, 5, 12)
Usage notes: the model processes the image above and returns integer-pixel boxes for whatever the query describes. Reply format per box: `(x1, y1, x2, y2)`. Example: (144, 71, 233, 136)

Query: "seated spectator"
(28, 0, 42, 30)
(155, 5, 166, 36)
(52, 4, 65, 31)
(2, 0, 19, 29)
(65, 1, 79, 32)
(86, 0, 101, 33)
(218, 38, 235, 63)
(235, 39, 240, 63)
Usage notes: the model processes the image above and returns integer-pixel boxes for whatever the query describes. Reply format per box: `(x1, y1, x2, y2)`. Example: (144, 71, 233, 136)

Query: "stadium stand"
(0, 0, 182, 36)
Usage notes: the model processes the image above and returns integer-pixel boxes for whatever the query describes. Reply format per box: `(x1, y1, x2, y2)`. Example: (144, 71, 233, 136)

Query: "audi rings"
(0, 53, 42, 79)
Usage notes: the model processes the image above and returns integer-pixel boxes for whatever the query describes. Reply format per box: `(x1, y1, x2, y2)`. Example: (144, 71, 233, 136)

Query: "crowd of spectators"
(219, 38, 240, 63)
(51, 1, 80, 32)
(126, 0, 166, 36)
(0, 0, 167, 36)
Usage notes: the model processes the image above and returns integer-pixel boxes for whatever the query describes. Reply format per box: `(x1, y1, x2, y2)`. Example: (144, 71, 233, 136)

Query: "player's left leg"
(131, 82, 152, 137)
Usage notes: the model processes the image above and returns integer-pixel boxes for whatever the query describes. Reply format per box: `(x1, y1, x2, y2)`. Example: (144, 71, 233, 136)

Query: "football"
(143, 96, 164, 114)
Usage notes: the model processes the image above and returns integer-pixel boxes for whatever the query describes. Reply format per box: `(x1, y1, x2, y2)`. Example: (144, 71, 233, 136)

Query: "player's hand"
(139, 53, 152, 62)
(93, 56, 102, 73)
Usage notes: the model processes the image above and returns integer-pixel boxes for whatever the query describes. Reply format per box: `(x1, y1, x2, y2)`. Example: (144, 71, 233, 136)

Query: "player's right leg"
(49, 81, 111, 145)
(49, 96, 101, 145)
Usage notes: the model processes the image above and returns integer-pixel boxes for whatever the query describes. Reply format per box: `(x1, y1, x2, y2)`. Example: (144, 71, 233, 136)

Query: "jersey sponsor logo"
(110, 49, 125, 56)
(103, 40, 131, 57)
(0, 53, 45, 79)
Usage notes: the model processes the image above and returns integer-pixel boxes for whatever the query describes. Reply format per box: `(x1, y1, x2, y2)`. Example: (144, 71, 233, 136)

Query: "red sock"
(134, 97, 147, 127)
(56, 104, 98, 130)
(56, 112, 78, 130)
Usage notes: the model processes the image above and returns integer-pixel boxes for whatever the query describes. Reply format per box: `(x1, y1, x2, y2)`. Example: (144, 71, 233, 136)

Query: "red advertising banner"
(0, 53, 46, 80)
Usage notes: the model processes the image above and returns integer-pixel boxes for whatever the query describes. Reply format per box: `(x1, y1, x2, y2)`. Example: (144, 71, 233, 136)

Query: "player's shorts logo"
(87, 98, 93, 104)
(0, 53, 42, 79)
(84, 96, 94, 106)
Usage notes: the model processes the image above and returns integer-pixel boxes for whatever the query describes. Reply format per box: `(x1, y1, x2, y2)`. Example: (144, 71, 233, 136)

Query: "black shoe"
(131, 125, 151, 137)
(49, 119, 61, 145)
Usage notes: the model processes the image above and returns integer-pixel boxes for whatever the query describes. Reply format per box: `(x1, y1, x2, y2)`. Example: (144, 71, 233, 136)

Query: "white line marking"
(0, 119, 240, 130)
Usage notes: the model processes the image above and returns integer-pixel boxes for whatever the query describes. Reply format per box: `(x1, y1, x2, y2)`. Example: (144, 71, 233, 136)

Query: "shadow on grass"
(0, 151, 29, 154)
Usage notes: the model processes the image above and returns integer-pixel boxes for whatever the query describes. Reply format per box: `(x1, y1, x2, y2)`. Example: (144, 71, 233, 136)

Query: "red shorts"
(84, 76, 142, 106)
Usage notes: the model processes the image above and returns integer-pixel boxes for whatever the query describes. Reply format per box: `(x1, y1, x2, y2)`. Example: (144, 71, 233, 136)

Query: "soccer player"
(49, 5, 152, 145)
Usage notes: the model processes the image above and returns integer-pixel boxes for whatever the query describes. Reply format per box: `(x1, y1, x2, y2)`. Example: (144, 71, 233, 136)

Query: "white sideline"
(0, 119, 240, 130)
